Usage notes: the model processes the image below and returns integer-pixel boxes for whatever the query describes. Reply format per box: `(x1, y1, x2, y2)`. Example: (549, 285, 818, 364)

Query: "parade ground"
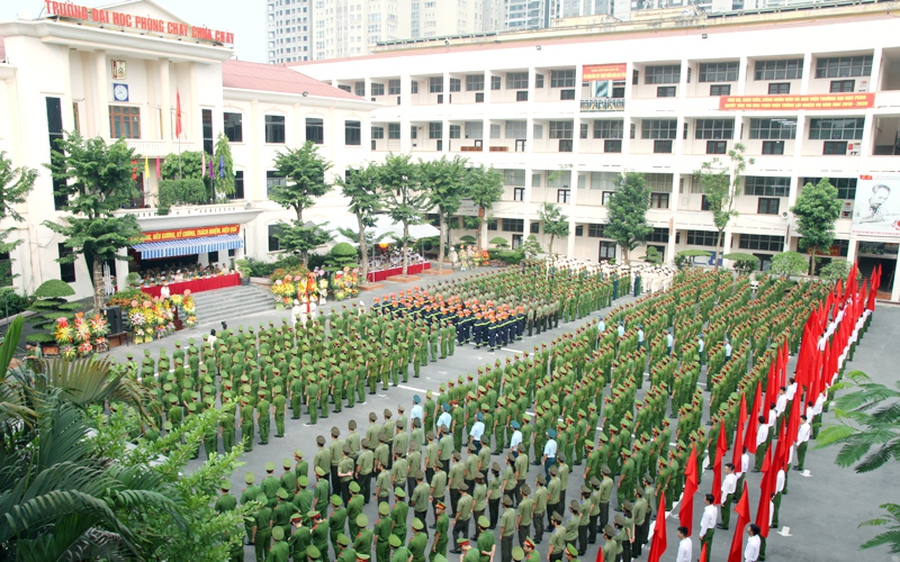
(105, 267, 900, 562)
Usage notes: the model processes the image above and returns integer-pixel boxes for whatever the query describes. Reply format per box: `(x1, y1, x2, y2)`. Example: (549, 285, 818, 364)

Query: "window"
(448, 125, 460, 139)
(58, 243, 75, 282)
(513, 187, 525, 201)
(599, 241, 616, 260)
(487, 219, 497, 231)
(580, 123, 589, 140)
(686, 230, 718, 247)
(345, 120, 361, 145)
(266, 171, 286, 197)
(389, 79, 401, 95)
(491, 76, 501, 90)
(557, 189, 571, 204)
(601, 192, 614, 206)
(604, 139, 622, 153)
(268, 224, 284, 252)
(371, 126, 384, 139)
(230, 170, 245, 200)
(749, 118, 797, 139)
(745, 177, 790, 197)
(558, 140, 573, 152)
(109, 106, 140, 139)
(0, 251, 10, 287)
(512, 234, 523, 249)
(475, 93, 484, 103)
(224, 112, 243, 142)
(754, 59, 803, 80)
(338, 85, 352, 93)
(429, 76, 443, 93)
(738, 234, 784, 251)
(354, 82, 365, 97)
(466, 74, 484, 91)
(707, 141, 727, 154)
(575, 225, 583, 236)
(657, 86, 677, 98)
(428, 122, 442, 139)
(502, 218, 524, 232)
(768, 82, 791, 95)
(505, 121, 526, 139)
(762, 141, 785, 155)
(549, 121, 573, 139)
(388, 123, 400, 139)
(411, 126, 418, 140)
(560, 89, 575, 100)
(808, 117, 864, 140)
(47, 98, 68, 210)
(709, 84, 731, 96)
(645, 64, 681, 84)
(449, 78, 461, 92)
(530, 222, 540, 233)
(506, 72, 529, 89)
(306, 117, 324, 144)
(503, 170, 526, 185)
(830, 80, 855, 93)
(648, 227, 670, 243)
(202, 108, 213, 155)
(701, 195, 712, 210)
(265, 115, 285, 143)
(551, 69, 576, 88)
(758, 197, 780, 215)
(516, 91, 528, 102)
(803, 177, 856, 200)
(535, 74, 544, 88)
(650, 193, 670, 209)
(642, 119, 677, 139)
(646, 173, 672, 193)
(411, 81, 419, 94)
(815, 55, 873, 78)
(695, 119, 735, 139)
(654, 140, 673, 153)
(371, 82, 385, 96)
(594, 120, 624, 139)
(588, 223, 605, 238)
(823, 141, 848, 155)
(699, 61, 738, 82)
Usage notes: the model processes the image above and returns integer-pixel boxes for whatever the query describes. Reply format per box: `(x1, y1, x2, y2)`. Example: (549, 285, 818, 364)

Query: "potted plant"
(236, 258, 251, 285)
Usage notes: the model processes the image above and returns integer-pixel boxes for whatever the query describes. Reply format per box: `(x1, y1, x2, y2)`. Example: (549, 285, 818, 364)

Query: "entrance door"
(515, 139, 526, 152)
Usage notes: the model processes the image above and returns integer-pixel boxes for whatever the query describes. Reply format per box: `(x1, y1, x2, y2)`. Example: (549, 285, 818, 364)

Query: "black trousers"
(588, 514, 599, 544)
(489, 498, 500, 529)
(547, 502, 560, 524)
(578, 525, 589, 555)
(533, 512, 545, 542)
(518, 523, 530, 547)
(599, 502, 609, 529)
(452, 518, 470, 549)
(450, 489, 461, 517)
(501, 534, 514, 562)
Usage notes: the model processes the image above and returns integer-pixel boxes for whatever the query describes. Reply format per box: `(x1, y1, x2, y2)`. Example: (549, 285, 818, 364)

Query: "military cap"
(491, 462, 501, 472)
(604, 525, 615, 537)
(513, 547, 525, 561)
(601, 465, 611, 476)
(369, 412, 378, 421)
(389, 535, 402, 548)
(298, 476, 309, 487)
(221, 480, 232, 491)
(434, 459, 444, 469)
(331, 495, 343, 507)
(349, 420, 357, 430)
(356, 554, 370, 561)
(379, 502, 390, 515)
(307, 545, 321, 559)
(283, 458, 293, 469)
(614, 514, 626, 526)
(435, 501, 446, 510)
(478, 515, 490, 528)
(456, 538, 470, 547)
(524, 537, 536, 549)
(590, 477, 601, 488)
(521, 484, 531, 496)
(272, 526, 285, 541)
(244, 472, 256, 484)
(316, 436, 326, 446)
(383, 409, 392, 418)
(356, 514, 368, 527)
(552, 512, 563, 523)
(349, 481, 361, 493)
(292, 512, 304, 523)
(549, 466, 559, 476)
(338, 533, 351, 546)
(502, 495, 513, 507)
(315, 466, 327, 476)
(536, 473, 546, 485)
(511, 420, 521, 429)
(547, 429, 557, 438)
(412, 518, 425, 531)
(332, 427, 341, 437)
(308, 510, 321, 519)
(458, 483, 468, 492)
(622, 501, 633, 512)
(256, 493, 268, 504)
(277, 488, 289, 500)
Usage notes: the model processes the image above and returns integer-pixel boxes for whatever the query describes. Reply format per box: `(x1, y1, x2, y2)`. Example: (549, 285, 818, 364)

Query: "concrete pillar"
(160, 59, 171, 147)
(95, 50, 110, 139)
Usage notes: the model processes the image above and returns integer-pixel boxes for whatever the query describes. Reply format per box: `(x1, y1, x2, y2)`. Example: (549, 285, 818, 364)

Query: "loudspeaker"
(103, 305, 124, 335)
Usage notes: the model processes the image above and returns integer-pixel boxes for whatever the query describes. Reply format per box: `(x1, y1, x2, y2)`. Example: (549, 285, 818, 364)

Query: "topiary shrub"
(325, 242, 359, 272)
(27, 279, 81, 343)
(674, 249, 711, 270)
(489, 236, 509, 249)
(724, 252, 760, 276)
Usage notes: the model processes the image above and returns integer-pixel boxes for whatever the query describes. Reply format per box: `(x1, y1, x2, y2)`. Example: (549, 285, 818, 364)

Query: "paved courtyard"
(104, 268, 900, 562)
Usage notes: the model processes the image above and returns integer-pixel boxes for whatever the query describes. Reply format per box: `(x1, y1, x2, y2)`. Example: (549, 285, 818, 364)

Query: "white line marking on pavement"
(501, 348, 524, 354)
(777, 526, 792, 537)
(398, 385, 429, 393)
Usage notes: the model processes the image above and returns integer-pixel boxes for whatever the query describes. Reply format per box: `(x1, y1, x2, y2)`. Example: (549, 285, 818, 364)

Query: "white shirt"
(725, 341, 732, 357)
(698, 338, 704, 353)
(740, 453, 750, 477)
(637, 329, 644, 343)
(410, 404, 424, 422)
(775, 394, 787, 416)
(767, 409, 777, 428)
(775, 469, 785, 493)
(470, 421, 485, 441)
(543, 439, 558, 458)
(509, 430, 523, 449)
(721, 473, 737, 497)
(617, 325, 625, 337)
(666, 333, 674, 347)
(676, 538, 692, 562)
(744, 534, 761, 562)
(437, 412, 452, 430)
(598, 320, 606, 332)
(756, 424, 769, 447)
(700, 504, 718, 535)
(797, 422, 811, 444)
(786, 382, 797, 401)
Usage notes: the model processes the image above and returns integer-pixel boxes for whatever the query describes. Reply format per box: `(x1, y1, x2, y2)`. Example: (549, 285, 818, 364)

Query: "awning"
(133, 234, 244, 260)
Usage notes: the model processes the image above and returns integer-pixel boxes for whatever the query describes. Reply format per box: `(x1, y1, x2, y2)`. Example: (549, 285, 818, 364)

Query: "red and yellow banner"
(718, 93, 874, 111)
(582, 64, 627, 82)
(141, 224, 240, 243)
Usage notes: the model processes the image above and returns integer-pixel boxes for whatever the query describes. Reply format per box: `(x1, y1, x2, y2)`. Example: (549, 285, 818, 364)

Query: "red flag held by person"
(756, 455, 774, 539)
(175, 88, 183, 138)
(680, 444, 698, 535)
(647, 492, 667, 562)
(745, 381, 762, 454)
(699, 543, 708, 562)
(727, 483, 751, 562)
(712, 418, 727, 504)
(732, 394, 747, 468)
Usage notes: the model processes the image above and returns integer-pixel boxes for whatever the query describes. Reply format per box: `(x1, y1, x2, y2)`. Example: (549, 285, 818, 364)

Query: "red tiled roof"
(222, 59, 361, 100)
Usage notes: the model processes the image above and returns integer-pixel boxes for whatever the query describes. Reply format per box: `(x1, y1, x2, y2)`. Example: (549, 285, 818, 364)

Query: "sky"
(0, 0, 267, 63)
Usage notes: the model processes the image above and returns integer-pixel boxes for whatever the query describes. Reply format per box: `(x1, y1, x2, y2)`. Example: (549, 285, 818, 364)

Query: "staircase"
(189, 284, 274, 328)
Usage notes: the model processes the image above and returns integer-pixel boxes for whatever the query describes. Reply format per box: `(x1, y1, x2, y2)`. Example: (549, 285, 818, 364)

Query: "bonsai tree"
(489, 236, 510, 249)
(522, 235, 543, 260)
(640, 246, 663, 265)
(769, 251, 807, 279)
(724, 252, 760, 275)
(674, 249, 712, 271)
(26, 279, 81, 344)
(325, 242, 359, 272)
(459, 235, 477, 245)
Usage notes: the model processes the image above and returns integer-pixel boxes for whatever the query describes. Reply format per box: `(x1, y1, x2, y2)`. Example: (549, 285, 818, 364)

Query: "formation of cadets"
(124, 258, 862, 562)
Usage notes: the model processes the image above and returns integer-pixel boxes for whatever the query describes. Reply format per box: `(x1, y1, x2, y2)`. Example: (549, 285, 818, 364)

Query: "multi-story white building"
(0, 0, 375, 300)
(266, 0, 313, 64)
(293, 1, 900, 300)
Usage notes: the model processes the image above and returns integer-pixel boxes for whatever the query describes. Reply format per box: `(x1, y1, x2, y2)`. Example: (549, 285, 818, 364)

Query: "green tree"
(674, 249, 712, 270)
(605, 172, 653, 264)
(696, 143, 753, 270)
(44, 132, 143, 312)
(768, 250, 806, 278)
(819, 259, 851, 283)
(522, 235, 543, 259)
(538, 202, 569, 257)
(335, 162, 381, 283)
(792, 177, 843, 274)
(377, 153, 430, 276)
(723, 252, 760, 275)
(465, 165, 504, 250)
(0, 152, 36, 286)
(270, 141, 334, 266)
(818, 370, 900, 553)
(213, 132, 235, 198)
(420, 155, 469, 271)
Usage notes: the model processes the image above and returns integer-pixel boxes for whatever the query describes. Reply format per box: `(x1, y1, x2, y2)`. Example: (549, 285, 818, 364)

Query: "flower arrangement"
(54, 312, 109, 358)
(107, 288, 196, 344)
(331, 267, 360, 301)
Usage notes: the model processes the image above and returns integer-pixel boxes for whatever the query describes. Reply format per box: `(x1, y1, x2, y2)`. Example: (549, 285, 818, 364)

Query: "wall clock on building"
(113, 83, 129, 102)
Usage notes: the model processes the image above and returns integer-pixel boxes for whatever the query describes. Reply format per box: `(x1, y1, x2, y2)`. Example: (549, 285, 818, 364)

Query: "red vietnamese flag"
(745, 381, 762, 454)
(712, 418, 728, 504)
(647, 492, 667, 562)
(175, 88, 183, 138)
(727, 483, 751, 562)
(680, 444, 698, 535)
(699, 543, 708, 562)
(786, 388, 802, 450)
(757, 449, 775, 539)
(732, 394, 747, 468)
